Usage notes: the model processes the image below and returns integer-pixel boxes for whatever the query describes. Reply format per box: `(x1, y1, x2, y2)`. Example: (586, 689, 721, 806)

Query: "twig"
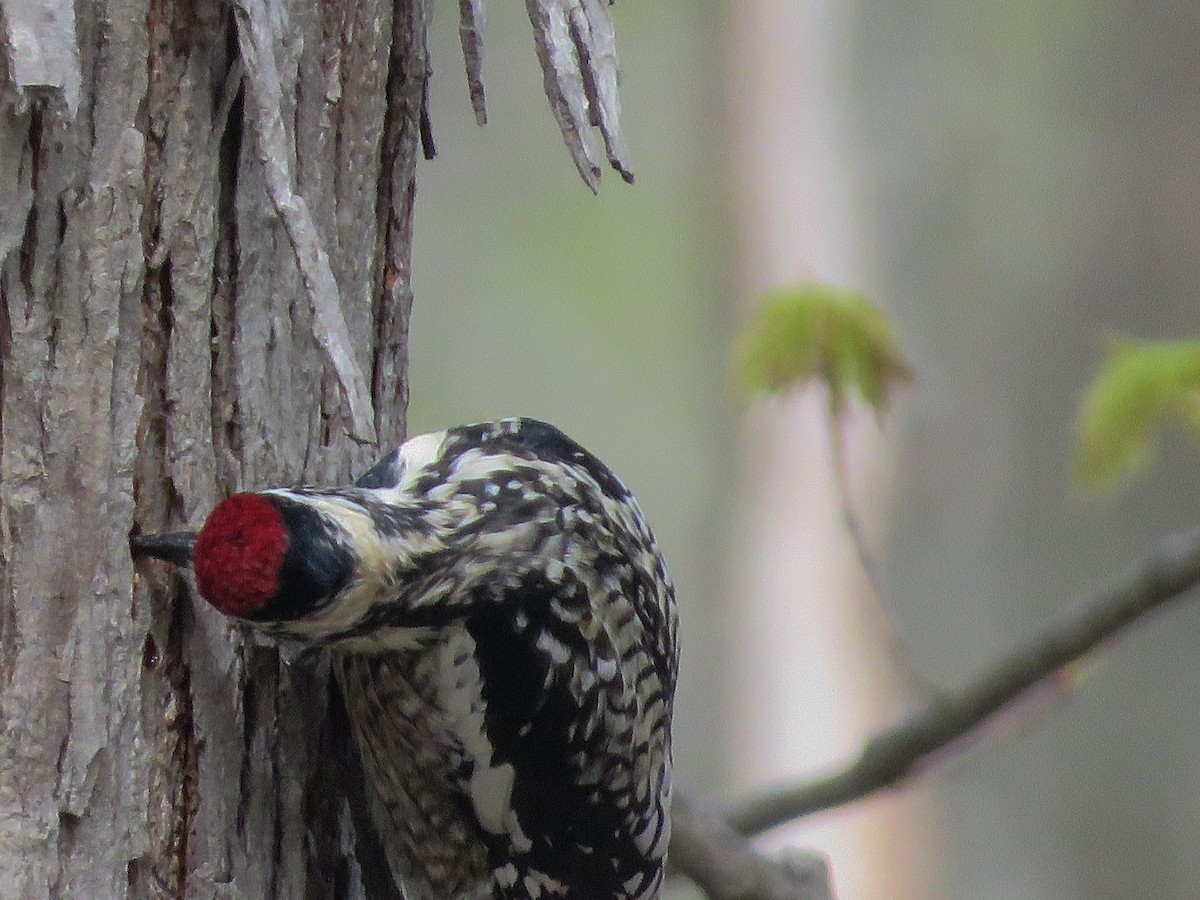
(725, 527, 1200, 835)
(825, 402, 941, 699)
(232, 0, 378, 445)
(670, 792, 834, 900)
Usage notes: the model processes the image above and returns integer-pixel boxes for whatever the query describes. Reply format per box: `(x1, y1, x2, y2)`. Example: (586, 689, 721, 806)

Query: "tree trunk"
(0, 0, 425, 895)
(726, 3, 938, 897)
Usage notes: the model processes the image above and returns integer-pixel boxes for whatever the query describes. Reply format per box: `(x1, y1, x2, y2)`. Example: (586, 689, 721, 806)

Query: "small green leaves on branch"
(737, 283, 913, 415)
(1075, 337, 1200, 489)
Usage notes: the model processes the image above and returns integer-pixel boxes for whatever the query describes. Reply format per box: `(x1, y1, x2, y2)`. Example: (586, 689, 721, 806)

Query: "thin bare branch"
(232, 0, 378, 445)
(670, 792, 834, 900)
(726, 526, 1200, 835)
(825, 404, 941, 699)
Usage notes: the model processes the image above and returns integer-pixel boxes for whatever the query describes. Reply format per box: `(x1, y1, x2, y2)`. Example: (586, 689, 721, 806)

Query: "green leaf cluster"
(1075, 338, 1200, 488)
(736, 283, 913, 415)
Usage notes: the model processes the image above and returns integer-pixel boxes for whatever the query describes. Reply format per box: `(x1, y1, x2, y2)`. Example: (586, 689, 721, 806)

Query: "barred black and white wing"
(335, 419, 677, 899)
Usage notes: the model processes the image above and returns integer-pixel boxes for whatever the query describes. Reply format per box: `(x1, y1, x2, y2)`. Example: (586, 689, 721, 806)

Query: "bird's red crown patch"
(193, 493, 289, 618)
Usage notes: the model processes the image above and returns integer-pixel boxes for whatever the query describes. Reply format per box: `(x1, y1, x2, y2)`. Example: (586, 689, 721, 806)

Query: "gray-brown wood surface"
(0, 1, 421, 894)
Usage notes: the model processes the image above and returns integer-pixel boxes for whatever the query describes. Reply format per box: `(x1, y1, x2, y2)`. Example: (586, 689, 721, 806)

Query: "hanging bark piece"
(569, 0, 634, 182)
(524, 0, 602, 191)
(232, 0, 379, 445)
(524, 0, 637, 192)
(444, 0, 633, 189)
(459, 0, 487, 126)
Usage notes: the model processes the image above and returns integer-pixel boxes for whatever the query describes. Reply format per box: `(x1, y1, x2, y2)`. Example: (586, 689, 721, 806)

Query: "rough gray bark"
(0, 0, 420, 895)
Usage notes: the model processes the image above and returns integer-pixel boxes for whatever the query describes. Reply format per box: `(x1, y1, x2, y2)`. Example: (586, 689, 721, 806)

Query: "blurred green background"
(409, 3, 1200, 899)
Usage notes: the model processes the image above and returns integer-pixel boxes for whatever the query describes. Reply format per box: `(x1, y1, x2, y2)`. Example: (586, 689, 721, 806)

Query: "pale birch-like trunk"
(0, 1, 425, 895)
(727, 2, 940, 897)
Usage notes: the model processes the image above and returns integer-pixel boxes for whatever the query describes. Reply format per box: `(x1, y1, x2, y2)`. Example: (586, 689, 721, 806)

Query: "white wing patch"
(437, 626, 533, 853)
(397, 430, 447, 479)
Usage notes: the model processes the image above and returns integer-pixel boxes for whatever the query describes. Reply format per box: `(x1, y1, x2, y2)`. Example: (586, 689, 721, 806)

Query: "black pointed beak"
(130, 531, 198, 567)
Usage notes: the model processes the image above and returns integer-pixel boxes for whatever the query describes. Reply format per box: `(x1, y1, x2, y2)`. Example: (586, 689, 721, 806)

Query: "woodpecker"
(132, 418, 678, 899)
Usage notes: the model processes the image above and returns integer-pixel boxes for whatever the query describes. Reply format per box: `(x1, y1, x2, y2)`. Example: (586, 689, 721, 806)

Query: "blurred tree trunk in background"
(0, 1, 421, 894)
(726, 3, 941, 898)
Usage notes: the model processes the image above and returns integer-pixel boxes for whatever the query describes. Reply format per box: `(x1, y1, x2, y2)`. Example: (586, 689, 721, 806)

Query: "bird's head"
(133, 492, 356, 632)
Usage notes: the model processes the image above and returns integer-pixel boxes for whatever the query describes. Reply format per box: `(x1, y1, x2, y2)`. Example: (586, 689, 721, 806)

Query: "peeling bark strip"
(458, 0, 488, 126)
(232, 0, 378, 446)
(372, 0, 429, 447)
(444, 0, 636, 189)
(523, 0, 634, 191)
